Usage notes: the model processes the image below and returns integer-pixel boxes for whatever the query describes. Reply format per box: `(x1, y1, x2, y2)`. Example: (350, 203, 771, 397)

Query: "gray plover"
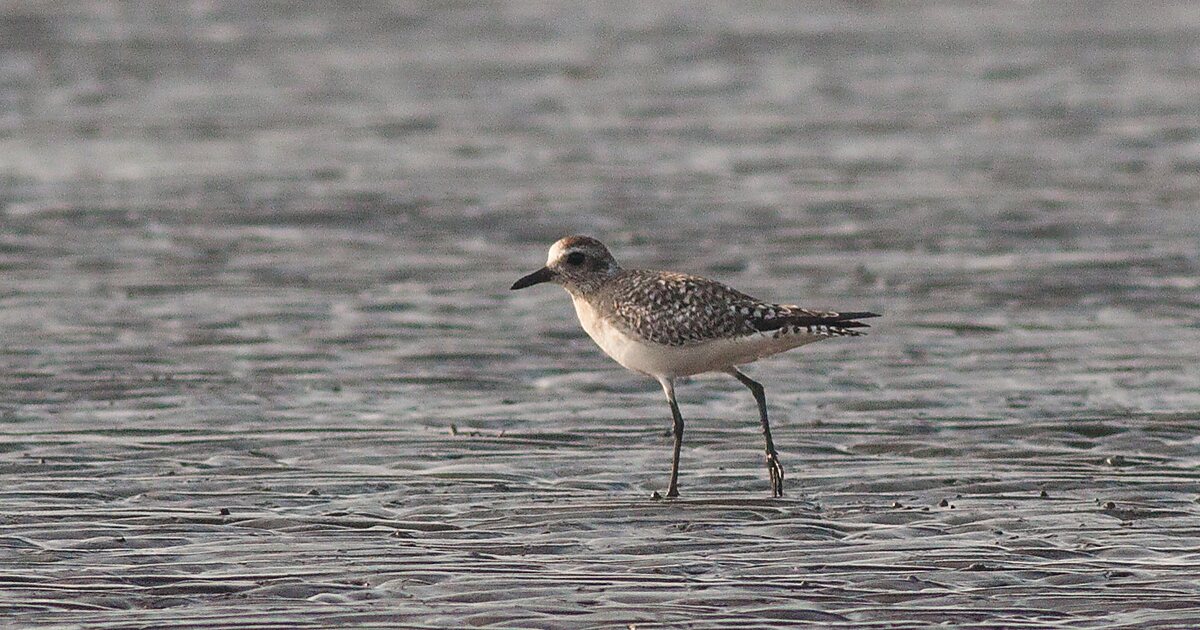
(512, 235, 878, 498)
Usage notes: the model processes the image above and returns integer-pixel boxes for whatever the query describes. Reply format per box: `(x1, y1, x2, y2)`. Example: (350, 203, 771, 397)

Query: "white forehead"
(546, 240, 575, 265)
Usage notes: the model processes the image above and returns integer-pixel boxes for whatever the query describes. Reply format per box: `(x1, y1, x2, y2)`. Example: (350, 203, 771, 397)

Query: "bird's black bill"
(511, 266, 555, 290)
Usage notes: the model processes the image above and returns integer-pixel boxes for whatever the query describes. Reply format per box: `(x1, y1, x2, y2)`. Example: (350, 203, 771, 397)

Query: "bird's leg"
(727, 368, 784, 497)
(659, 378, 684, 499)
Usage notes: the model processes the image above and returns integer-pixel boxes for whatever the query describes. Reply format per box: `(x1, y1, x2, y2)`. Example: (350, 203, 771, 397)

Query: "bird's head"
(511, 235, 620, 295)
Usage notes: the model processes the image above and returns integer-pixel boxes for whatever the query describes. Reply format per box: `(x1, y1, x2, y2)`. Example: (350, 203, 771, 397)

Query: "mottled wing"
(601, 271, 759, 346)
(601, 270, 878, 347)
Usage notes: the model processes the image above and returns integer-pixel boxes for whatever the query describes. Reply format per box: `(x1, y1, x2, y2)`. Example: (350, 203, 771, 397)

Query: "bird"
(511, 235, 879, 498)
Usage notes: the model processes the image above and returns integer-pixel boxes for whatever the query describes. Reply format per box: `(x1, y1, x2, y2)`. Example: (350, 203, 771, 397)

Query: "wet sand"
(2, 2, 1200, 627)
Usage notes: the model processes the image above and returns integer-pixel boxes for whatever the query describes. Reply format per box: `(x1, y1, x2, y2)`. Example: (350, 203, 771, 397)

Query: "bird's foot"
(651, 487, 681, 500)
(766, 451, 785, 498)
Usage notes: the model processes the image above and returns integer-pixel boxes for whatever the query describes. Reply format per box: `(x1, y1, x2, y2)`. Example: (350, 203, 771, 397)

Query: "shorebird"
(511, 236, 878, 498)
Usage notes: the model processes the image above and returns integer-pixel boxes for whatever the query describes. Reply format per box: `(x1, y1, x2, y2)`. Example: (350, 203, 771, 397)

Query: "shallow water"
(2, 1, 1200, 627)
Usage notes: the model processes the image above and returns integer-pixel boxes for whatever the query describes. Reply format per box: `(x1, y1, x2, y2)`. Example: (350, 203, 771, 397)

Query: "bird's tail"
(822, 311, 881, 330)
(753, 309, 881, 336)
(805, 311, 880, 336)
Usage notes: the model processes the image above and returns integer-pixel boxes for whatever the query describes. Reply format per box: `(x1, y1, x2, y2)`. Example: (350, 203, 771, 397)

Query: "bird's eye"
(565, 252, 586, 265)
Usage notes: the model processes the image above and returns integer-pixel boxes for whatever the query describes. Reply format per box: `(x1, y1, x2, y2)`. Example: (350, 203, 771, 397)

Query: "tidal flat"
(2, 2, 1199, 627)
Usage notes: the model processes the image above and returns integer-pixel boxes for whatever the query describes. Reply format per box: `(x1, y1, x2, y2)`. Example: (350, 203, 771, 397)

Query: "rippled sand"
(2, 2, 1199, 627)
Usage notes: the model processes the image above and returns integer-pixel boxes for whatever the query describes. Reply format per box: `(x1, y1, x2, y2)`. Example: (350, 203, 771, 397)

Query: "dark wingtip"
(838, 311, 881, 320)
(752, 309, 880, 334)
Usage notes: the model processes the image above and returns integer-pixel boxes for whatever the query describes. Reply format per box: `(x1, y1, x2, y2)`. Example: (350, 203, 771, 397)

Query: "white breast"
(569, 294, 823, 379)
(570, 295, 655, 374)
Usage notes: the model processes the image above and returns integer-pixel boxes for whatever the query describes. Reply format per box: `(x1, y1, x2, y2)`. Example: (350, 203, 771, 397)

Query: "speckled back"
(593, 269, 862, 347)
